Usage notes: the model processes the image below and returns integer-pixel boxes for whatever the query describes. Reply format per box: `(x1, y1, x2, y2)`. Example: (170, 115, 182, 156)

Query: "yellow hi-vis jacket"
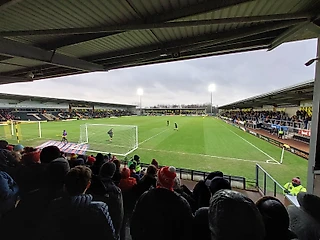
(283, 182, 307, 196)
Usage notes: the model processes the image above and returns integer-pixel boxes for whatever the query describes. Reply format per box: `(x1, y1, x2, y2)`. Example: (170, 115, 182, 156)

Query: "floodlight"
(305, 57, 319, 66)
(208, 84, 216, 92)
(137, 88, 144, 96)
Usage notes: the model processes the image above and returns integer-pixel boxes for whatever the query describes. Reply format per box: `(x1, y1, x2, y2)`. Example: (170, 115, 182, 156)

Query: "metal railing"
(122, 161, 247, 190)
(256, 164, 284, 198)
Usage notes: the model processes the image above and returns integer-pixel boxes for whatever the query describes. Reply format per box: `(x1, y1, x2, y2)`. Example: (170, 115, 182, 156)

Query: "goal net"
(78, 124, 138, 156)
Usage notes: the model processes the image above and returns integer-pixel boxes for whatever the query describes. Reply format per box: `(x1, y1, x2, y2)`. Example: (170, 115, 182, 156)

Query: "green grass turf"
(0, 116, 308, 186)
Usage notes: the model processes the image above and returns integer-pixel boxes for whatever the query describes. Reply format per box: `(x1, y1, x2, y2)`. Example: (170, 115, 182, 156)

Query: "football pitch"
(1, 116, 308, 186)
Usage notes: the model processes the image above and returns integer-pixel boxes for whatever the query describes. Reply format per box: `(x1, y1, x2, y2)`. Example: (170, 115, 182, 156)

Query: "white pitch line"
(139, 147, 262, 163)
(218, 121, 280, 164)
(139, 128, 169, 145)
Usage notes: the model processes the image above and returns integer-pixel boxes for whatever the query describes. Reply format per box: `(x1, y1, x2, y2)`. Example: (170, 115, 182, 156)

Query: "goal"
(0, 121, 42, 143)
(78, 124, 138, 156)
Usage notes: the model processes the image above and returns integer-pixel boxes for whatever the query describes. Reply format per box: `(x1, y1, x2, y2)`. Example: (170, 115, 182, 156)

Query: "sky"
(0, 39, 317, 107)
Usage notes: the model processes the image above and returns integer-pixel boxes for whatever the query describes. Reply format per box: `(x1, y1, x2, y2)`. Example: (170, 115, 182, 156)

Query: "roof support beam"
(29, 0, 255, 50)
(88, 20, 302, 63)
(0, 38, 106, 71)
(0, 75, 33, 84)
(0, 13, 311, 37)
(269, 22, 320, 50)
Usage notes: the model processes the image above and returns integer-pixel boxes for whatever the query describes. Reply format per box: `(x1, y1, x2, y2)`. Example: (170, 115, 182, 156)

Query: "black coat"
(134, 175, 156, 197)
(0, 187, 64, 240)
(89, 175, 124, 237)
(192, 180, 211, 209)
(42, 194, 116, 240)
(130, 188, 193, 240)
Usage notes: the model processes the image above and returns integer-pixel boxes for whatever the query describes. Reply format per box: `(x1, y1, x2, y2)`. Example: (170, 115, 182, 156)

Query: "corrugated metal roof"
(0, 0, 319, 82)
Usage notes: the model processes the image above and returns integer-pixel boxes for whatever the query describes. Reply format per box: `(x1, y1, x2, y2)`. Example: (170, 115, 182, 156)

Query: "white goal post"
(78, 123, 138, 156)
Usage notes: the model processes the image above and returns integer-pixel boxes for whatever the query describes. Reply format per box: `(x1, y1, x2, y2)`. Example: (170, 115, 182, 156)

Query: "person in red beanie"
(118, 167, 137, 191)
(86, 156, 96, 166)
(131, 166, 193, 240)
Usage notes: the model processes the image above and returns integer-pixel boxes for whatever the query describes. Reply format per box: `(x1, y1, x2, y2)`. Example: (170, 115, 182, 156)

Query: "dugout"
(0, 0, 320, 195)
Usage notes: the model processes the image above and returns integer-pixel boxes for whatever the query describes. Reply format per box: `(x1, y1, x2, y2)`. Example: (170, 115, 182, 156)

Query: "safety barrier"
(256, 164, 284, 198)
(122, 161, 247, 190)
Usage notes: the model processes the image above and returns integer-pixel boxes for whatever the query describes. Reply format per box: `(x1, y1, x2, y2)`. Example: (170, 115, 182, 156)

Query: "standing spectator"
(39, 145, 61, 164)
(208, 190, 265, 240)
(288, 192, 320, 240)
(283, 177, 306, 196)
(119, 167, 137, 191)
(129, 163, 140, 182)
(2, 157, 70, 240)
(89, 162, 124, 238)
(135, 165, 157, 197)
(91, 153, 105, 175)
(42, 166, 116, 240)
(256, 196, 297, 240)
(112, 159, 121, 186)
(193, 171, 223, 209)
(130, 166, 193, 240)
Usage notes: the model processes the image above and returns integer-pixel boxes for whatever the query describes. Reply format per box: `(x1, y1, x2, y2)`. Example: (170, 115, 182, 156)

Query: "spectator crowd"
(221, 110, 311, 129)
(0, 139, 319, 240)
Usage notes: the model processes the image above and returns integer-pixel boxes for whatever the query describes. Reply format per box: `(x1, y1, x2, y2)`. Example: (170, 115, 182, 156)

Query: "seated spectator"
(0, 170, 19, 219)
(193, 171, 223, 209)
(39, 145, 61, 164)
(208, 189, 265, 240)
(89, 162, 123, 238)
(288, 192, 320, 240)
(256, 196, 297, 240)
(130, 166, 193, 240)
(111, 159, 121, 186)
(42, 166, 116, 240)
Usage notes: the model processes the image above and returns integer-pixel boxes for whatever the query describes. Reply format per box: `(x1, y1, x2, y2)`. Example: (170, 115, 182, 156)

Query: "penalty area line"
(139, 128, 169, 145)
(139, 147, 262, 164)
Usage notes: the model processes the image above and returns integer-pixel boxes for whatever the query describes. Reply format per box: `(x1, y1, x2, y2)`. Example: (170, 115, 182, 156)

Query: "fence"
(122, 161, 247, 190)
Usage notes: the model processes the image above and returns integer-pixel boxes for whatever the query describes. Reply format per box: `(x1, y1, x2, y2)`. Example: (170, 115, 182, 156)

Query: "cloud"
(0, 39, 317, 107)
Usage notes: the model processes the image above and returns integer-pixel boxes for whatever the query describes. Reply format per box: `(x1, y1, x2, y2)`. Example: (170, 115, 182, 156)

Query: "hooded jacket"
(42, 194, 116, 240)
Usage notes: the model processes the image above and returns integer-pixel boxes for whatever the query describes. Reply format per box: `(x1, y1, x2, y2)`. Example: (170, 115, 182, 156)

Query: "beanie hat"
(292, 177, 301, 185)
(209, 177, 231, 195)
(157, 166, 177, 190)
(87, 156, 96, 164)
(21, 148, 41, 164)
(99, 162, 116, 178)
(205, 171, 224, 187)
(40, 145, 61, 164)
(45, 157, 70, 189)
(74, 158, 84, 166)
(133, 155, 140, 161)
(7, 145, 13, 151)
(14, 144, 24, 151)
